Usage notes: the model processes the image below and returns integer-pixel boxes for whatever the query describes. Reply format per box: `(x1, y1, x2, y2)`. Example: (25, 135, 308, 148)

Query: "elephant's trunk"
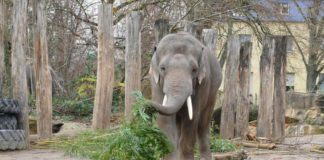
(151, 94, 193, 120)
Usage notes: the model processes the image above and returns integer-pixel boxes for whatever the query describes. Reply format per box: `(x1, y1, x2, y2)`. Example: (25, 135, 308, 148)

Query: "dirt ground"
(247, 134, 324, 160)
(0, 122, 323, 160)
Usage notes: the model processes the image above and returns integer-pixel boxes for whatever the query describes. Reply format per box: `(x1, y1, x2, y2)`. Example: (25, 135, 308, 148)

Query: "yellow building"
(215, 20, 324, 102)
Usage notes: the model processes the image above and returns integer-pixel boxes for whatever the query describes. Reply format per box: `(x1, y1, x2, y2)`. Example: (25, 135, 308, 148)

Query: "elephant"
(149, 32, 222, 160)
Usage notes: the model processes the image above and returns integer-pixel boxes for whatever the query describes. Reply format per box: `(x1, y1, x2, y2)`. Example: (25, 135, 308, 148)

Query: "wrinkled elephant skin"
(150, 32, 222, 160)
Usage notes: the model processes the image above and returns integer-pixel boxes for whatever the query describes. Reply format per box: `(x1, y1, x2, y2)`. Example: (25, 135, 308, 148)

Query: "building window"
(286, 73, 295, 91)
(287, 36, 294, 53)
(280, 3, 289, 15)
(319, 73, 324, 94)
(239, 34, 252, 43)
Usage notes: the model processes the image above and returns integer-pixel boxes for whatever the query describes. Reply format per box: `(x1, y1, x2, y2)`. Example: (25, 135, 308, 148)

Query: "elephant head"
(150, 32, 208, 120)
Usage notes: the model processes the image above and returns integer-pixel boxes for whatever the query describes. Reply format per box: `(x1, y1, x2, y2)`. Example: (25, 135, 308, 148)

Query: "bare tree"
(33, 0, 53, 139)
(92, 2, 114, 130)
(0, 0, 4, 97)
(11, 0, 29, 148)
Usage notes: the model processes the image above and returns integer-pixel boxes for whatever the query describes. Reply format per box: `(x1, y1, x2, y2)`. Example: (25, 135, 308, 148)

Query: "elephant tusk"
(162, 95, 167, 106)
(187, 96, 193, 120)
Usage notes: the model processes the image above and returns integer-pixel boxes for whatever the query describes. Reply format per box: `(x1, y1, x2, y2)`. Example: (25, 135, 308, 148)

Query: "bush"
(210, 136, 237, 153)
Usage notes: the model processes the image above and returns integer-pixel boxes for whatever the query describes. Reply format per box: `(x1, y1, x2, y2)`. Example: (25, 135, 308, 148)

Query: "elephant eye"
(160, 66, 166, 71)
(192, 68, 197, 73)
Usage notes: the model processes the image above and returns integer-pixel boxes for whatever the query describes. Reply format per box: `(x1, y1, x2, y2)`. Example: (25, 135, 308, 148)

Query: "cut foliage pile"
(54, 91, 172, 160)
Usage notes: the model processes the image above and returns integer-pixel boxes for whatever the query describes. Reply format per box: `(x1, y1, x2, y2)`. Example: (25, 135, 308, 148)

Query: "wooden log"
(235, 41, 252, 138)
(32, 0, 53, 139)
(92, 3, 114, 130)
(272, 36, 287, 142)
(241, 141, 276, 149)
(257, 36, 275, 139)
(154, 19, 169, 43)
(0, 0, 4, 97)
(125, 11, 143, 121)
(220, 36, 240, 139)
(11, 0, 29, 148)
(202, 29, 217, 53)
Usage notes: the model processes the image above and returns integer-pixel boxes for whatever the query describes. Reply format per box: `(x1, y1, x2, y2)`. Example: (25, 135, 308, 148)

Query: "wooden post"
(257, 36, 275, 138)
(220, 36, 240, 139)
(0, 0, 4, 97)
(154, 19, 169, 43)
(184, 21, 202, 40)
(272, 36, 287, 142)
(11, 0, 29, 148)
(235, 41, 252, 138)
(33, 0, 53, 139)
(125, 11, 143, 121)
(202, 29, 217, 53)
(92, 3, 114, 130)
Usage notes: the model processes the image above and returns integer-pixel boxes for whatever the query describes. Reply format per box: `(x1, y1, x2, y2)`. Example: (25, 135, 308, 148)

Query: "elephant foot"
(199, 151, 212, 160)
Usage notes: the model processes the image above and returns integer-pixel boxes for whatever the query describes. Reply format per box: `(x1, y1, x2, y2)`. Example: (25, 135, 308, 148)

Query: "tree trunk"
(202, 29, 217, 53)
(235, 41, 252, 138)
(220, 36, 240, 139)
(219, 20, 233, 68)
(125, 11, 143, 121)
(306, 54, 319, 93)
(92, 3, 114, 130)
(33, 0, 53, 139)
(257, 36, 275, 139)
(272, 36, 287, 143)
(0, 0, 4, 98)
(154, 19, 169, 43)
(11, 0, 29, 148)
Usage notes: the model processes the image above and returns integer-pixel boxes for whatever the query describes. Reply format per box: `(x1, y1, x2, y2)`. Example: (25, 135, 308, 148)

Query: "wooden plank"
(235, 41, 252, 138)
(125, 11, 143, 121)
(272, 36, 287, 142)
(220, 36, 240, 139)
(92, 3, 114, 130)
(11, 0, 29, 148)
(184, 21, 202, 40)
(32, 0, 53, 139)
(257, 36, 275, 139)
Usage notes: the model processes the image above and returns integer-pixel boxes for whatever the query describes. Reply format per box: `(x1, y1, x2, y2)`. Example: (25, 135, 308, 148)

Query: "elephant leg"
(178, 117, 197, 160)
(197, 106, 214, 160)
(157, 115, 178, 160)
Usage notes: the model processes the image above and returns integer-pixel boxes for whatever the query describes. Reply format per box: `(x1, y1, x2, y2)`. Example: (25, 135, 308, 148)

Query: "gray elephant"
(149, 32, 222, 160)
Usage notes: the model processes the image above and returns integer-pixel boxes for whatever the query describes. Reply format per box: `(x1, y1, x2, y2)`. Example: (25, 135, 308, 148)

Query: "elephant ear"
(149, 48, 159, 84)
(198, 47, 207, 85)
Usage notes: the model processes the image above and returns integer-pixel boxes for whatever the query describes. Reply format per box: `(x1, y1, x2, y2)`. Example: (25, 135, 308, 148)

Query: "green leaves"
(56, 91, 172, 160)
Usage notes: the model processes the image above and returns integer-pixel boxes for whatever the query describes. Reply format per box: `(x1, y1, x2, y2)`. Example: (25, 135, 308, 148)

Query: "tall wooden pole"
(235, 41, 252, 138)
(125, 11, 143, 121)
(220, 36, 240, 139)
(202, 29, 217, 53)
(154, 19, 169, 43)
(92, 3, 114, 130)
(11, 0, 29, 148)
(0, 0, 4, 97)
(257, 36, 275, 138)
(272, 36, 287, 142)
(33, 0, 53, 139)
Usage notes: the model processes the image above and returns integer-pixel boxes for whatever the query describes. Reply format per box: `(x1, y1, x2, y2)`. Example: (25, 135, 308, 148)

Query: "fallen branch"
(241, 141, 276, 149)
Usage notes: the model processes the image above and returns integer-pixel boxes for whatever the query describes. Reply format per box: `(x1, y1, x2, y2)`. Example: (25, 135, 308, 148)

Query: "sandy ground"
(0, 121, 323, 160)
(0, 149, 81, 160)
